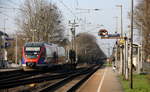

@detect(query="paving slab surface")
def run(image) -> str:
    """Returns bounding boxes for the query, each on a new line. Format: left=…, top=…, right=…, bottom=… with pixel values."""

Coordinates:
left=0, top=68, right=20, bottom=72
left=77, top=67, right=123, bottom=92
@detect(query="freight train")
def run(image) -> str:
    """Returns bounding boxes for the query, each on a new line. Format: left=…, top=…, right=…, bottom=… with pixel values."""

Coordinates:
left=21, top=42, right=75, bottom=70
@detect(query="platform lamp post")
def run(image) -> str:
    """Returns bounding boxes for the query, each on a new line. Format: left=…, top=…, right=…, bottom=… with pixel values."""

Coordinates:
left=116, top=5, right=123, bottom=37
left=130, top=0, right=134, bottom=89
left=140, top=23, right=143, bottom=73
left=116, top=5, right=124, bottom=75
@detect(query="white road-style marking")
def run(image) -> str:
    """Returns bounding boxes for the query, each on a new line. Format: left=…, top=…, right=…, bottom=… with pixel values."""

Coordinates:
left=78, top=69, right=98, bottom=91
left=97, top=68, right=107, bottom=92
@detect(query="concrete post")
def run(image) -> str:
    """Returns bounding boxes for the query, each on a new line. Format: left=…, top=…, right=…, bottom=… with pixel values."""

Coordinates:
left=15, top=34, right=18, bottom=64
left=125, top=37, right=129, bottom=80
left=137, top=46, right=140, bottom=74
left=120, top=47, right=123, bottom=74
left=115, top=44, right=118, bottom=68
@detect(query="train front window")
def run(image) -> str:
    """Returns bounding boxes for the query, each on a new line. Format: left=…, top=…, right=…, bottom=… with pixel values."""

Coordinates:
left=25, top=47, right=40, bottom=59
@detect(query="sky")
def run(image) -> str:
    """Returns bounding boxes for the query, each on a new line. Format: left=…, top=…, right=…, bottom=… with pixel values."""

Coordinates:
left=0, top=0, right=139, bottom=56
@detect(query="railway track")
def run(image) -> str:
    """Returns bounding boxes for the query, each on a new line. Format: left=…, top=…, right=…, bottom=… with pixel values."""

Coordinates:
left=0, top=68, right=73, bottom=85
left=0, top=70, right=23, bottom=79
left=38, top=65, right=100, bottom=92
left=0, top=72, right=45, bottom=83
left=0, top=73, right=70, bottom=89
left=67, top=65, right=100, bottom=92
left=0, top=67, right=85, bottom=90
left=0, top=65, right=101, bottom=92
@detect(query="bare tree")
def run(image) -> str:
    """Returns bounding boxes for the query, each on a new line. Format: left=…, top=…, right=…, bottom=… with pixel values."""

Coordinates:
left=16, top=0, right=65, bottom=43
left=134, top=0, right=150, bottom=62
left=75, top=33, right=106, bottom=63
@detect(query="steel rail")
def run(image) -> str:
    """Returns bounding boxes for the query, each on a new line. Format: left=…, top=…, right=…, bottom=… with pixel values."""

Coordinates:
left=0, top=71, right=75, bottom=89
left=39, top=65, right=96, bottom=92
left=67, top=66, right=100, bottom=92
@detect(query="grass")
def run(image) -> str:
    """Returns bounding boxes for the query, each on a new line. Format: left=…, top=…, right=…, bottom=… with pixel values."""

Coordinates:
left=148, top=74, right=150, bottom=84
left=120, top=74, right=150, bottom=92
left=104, top=63, right=112, bottom=67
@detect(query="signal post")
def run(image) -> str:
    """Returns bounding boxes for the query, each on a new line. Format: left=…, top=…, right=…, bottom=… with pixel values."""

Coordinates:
left=69, top=19, right=79, bottom=65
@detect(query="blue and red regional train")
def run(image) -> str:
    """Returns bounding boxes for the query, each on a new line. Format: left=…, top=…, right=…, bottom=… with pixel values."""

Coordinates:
left=21, top=42, right=68, bottom=70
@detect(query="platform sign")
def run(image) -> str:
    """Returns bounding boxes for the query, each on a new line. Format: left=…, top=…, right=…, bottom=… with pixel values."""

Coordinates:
left=119, top=39, right=125, bottom=44
left=108, top=33, right=120, bottom=37
left=100, top=33, right=123, bottom=39
left=101, top=36, right=124, bottom=39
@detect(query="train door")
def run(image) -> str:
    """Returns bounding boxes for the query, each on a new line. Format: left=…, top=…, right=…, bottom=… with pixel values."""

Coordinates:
left=39, top=47, right=46, bottom=64
left=52, top=46, right=58, bottom=64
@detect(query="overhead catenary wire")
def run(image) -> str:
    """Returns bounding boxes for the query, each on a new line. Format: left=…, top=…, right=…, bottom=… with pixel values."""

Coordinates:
left=57, top=0, right=77, bottom=18
left=0, top=12, right=11, bottom=18
left=0, top=6, right=24, bottom=11
left=0, top=7, right=20, bottom=21
left=7, top=0, right=20, bottom=8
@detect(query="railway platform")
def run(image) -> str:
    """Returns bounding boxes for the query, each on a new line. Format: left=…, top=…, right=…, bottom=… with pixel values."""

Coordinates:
left=77, top=66, right=123, bottom=92
left=0, top=68, right=20, bottom=72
